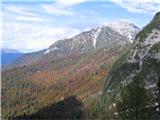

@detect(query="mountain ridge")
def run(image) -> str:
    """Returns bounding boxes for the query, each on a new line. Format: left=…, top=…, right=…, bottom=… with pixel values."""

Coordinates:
left=8, top=22, right=139, bottom=68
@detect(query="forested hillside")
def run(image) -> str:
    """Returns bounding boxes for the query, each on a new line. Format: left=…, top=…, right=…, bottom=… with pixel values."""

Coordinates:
left=2, top=45, right=130, bottom=119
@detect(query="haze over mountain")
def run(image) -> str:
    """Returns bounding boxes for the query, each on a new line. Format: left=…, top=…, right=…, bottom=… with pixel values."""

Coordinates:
left=1, top=48, right=24, bottom=66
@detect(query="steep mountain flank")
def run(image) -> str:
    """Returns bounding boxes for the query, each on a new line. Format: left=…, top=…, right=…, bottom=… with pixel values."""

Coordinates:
left=100, top=12, right=160, bottom=119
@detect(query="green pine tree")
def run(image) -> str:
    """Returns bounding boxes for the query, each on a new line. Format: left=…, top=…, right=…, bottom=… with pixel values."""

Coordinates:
left=155, top=79, right=160, bottom=119
left=116, top=75, right=152, bottom=119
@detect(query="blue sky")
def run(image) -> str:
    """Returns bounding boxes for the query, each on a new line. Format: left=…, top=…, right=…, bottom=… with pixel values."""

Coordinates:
left=1, top=0, right=160, bottom=52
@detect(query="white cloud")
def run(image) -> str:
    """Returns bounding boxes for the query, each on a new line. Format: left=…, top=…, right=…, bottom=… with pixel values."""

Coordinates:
left=2, top=1, right=87, bottom=52
left=56, top=0, right=87, bottom=6
left=4, top=5, right=49, bottom=22
left=2, top=23, right=81, bottom=52
left=110, top=0, right=160, bottom=13
left=4, top=5, right=38, bottom=16
left=16, top=16, right=50, bottom=22
left=41, top=4, right=74, bottom=16
left=41, top=0, right=87, bottom=16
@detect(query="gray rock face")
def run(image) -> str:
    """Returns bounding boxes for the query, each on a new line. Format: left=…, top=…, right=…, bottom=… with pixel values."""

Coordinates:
left=108, top=21, right=140, bottom=42
left=44, top=26, right=130, bottom=56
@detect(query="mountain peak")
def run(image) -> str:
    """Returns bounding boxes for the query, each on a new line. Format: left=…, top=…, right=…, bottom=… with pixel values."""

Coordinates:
left=108, top=21, right=140, bottom=41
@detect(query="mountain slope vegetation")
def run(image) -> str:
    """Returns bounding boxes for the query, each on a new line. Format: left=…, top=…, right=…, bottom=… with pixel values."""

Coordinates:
left=97, top=11, right=160, bottom=120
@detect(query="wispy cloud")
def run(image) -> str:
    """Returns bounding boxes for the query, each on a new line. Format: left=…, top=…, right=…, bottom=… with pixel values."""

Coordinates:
left=41, top=4, right=75, bottom=16
left=2, top=23, right=81, bottom=52
left=4, top=5, right=38, bottom=16
left=3, top=5, right=51, bottom=22
left=110, top=0, right=160, bottom=13
left=16, top=16, right=50, bottom=22
left=54, top=0, right=87, bottom=6
left=41, top=0, right=86, bottom=16
left=2, top=1, right=86, bottom=52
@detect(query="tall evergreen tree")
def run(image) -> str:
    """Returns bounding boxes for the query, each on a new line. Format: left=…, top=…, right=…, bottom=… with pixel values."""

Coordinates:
left=155, top=79, right=160, bottom=119
left=116, top=75, right=152, bottom=119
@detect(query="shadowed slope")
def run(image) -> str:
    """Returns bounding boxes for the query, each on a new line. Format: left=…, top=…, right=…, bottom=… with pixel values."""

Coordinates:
left=13, top=96, right=83, bottom=120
